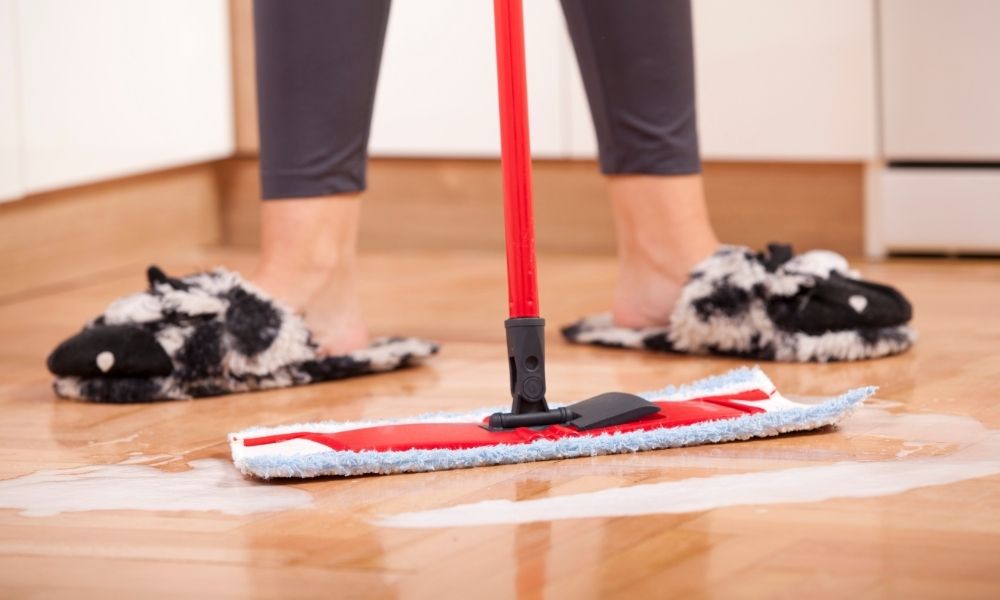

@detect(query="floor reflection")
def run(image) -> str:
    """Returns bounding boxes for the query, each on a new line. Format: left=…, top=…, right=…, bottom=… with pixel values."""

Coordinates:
left=514, top=478, right=553, bottom=598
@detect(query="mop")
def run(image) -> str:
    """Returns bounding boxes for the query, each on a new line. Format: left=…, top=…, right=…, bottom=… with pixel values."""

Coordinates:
left=229, top=0, right=872, bottom=479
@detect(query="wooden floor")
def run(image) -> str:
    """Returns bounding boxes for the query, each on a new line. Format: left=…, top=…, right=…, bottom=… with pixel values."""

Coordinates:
left=1, top=249, right=999, bottom=598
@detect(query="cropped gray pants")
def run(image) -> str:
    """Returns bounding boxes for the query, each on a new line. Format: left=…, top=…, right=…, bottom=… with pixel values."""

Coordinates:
left=254, top=0, right=700, bottom=200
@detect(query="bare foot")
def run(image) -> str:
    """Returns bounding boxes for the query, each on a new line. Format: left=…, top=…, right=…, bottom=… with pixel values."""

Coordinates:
left=611, top=246, right=717, bottom=329
left=301, top=278, right=370, bottom=355
left=252, top=269, right=370, bottom=356
left=608, top=174, right=720, bottom=329
left=612, top=261, right=689, bottom=329
left=251, top=195, right=370, bottom=355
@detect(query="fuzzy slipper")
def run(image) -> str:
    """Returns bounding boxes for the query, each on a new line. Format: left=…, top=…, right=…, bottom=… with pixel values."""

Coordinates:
left=47, top=266, right=438, bottom=402
left=562, top=244, right=915, bottom=362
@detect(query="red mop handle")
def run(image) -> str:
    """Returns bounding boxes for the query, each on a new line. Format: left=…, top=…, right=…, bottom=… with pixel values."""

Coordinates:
left=493, top=0, right=539, bottom=318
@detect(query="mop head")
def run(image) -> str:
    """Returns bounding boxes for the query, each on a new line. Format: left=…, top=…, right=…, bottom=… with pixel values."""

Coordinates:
left=230, top=367, right=873, bottom=479
left=47, top=266, right=437, bottom=402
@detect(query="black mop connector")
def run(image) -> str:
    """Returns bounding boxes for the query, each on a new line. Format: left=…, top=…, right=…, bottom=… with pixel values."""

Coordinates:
left=488, top=317, right=661, bottom=431
left=487, top=317, right=574, bottom=430
left=503, top=317, right=547, bottom=410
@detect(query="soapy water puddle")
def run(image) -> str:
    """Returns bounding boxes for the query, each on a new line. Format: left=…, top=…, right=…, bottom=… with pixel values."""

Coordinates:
left=0, top=457, right=313, bottom=517
left=1, top=400, right=997, bottom=522
left=377, top=403, right=1000, bottom=528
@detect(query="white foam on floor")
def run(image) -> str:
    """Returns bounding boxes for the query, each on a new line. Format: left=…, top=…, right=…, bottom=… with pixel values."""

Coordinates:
left=377, top=406, right=1000, bottom=528
left=0, top=458, right=313, bottom=517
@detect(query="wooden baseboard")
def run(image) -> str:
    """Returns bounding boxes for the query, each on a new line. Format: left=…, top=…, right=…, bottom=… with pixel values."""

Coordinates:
left=220, top=158, right=863, bottom=255
left=702, top=161, right=863, bottom=255
left=0, top=164, right=222, bottom=301
left=0, top=157, right=861, bottom=300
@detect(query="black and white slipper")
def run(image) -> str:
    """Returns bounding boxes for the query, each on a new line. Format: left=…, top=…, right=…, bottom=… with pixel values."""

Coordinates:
left=47, top=266, right=438, bottom=402
left=562, top=244, right=915, bottom=362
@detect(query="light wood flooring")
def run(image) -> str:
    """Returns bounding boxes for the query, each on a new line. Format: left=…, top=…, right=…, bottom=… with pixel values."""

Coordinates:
left=0, top=249, right=998, bottom=598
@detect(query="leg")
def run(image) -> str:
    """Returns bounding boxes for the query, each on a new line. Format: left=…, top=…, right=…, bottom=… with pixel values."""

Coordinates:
left=607, top=175, right=719, bottom=328
left=254, top=197, right=367, bottom=354
left=561, top=0, right=719, bottom=328
left=252, top=0, right=391, bottom=353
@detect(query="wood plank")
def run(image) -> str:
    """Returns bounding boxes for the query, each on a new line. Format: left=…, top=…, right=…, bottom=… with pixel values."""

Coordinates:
left=1, top=249, right=997, bottom=598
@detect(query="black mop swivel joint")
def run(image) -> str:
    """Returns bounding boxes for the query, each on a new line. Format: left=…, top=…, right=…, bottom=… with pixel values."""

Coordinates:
left=488, top=318, right=660, bottom=432
left=488, top=317, right=562, bottom=429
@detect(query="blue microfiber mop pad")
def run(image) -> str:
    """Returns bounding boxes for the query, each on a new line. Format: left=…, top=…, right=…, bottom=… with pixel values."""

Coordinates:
left=230, top=367, right=873, bottom=479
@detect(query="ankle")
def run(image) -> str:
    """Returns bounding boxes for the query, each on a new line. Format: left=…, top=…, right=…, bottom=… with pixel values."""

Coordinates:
left=303, top=306, right=370, bottom=354
left=609, top=176, right=718, bottom=272
left=255, top=194, right=362, bottom=294
left=618, top=236, right=717, bottom=281
left=252, top=267, right=326, bottom=311
left=251, top=264, right=370, bottom=354
left=249, top=195, right=369, bottom=353
left=607, top=174, right=720, bottom=328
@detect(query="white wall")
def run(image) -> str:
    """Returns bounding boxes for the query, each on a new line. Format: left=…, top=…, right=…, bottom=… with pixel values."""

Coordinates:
left=371, top=0, right=877, bottom=162
left=14, top=0, right=234, bottom=195
left=0, top=0, right=21, bottom=202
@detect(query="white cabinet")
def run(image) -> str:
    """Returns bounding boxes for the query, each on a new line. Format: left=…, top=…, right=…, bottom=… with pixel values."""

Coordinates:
left=0, top=0, right=20, bottom=202
left=372, top=0, right=877, bottom=162
left=690, top=0, right=876, bottom=161
left=16, top=0, right=234, bottom=193
left=873, top=0, right=1000, bottom=255
left=880, top=169, right=1000, bottom=253
left=369, top=0, right=566, bottom=157
left=880, top=0, right=1000, bottom=161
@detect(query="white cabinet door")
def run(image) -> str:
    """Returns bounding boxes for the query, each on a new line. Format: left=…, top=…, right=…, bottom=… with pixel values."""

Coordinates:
left=0, top=0, right=21, bottom=202
left=17, top=0, right=234, bottom=193
left=369, top=0, right=566, bottom=158
left=880, top=0, right=1000, bottom=161
left=693, top=0, right=876, bottom=161
left=374, top=0, right=877, bottom=161
left=565, top=0, right=879, bottom=161
left=881, top=169, right=1000, bottom=252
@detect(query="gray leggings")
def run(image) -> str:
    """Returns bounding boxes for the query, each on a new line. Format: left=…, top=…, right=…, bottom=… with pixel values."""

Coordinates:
left=254, top=0, right=700, bottom=200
